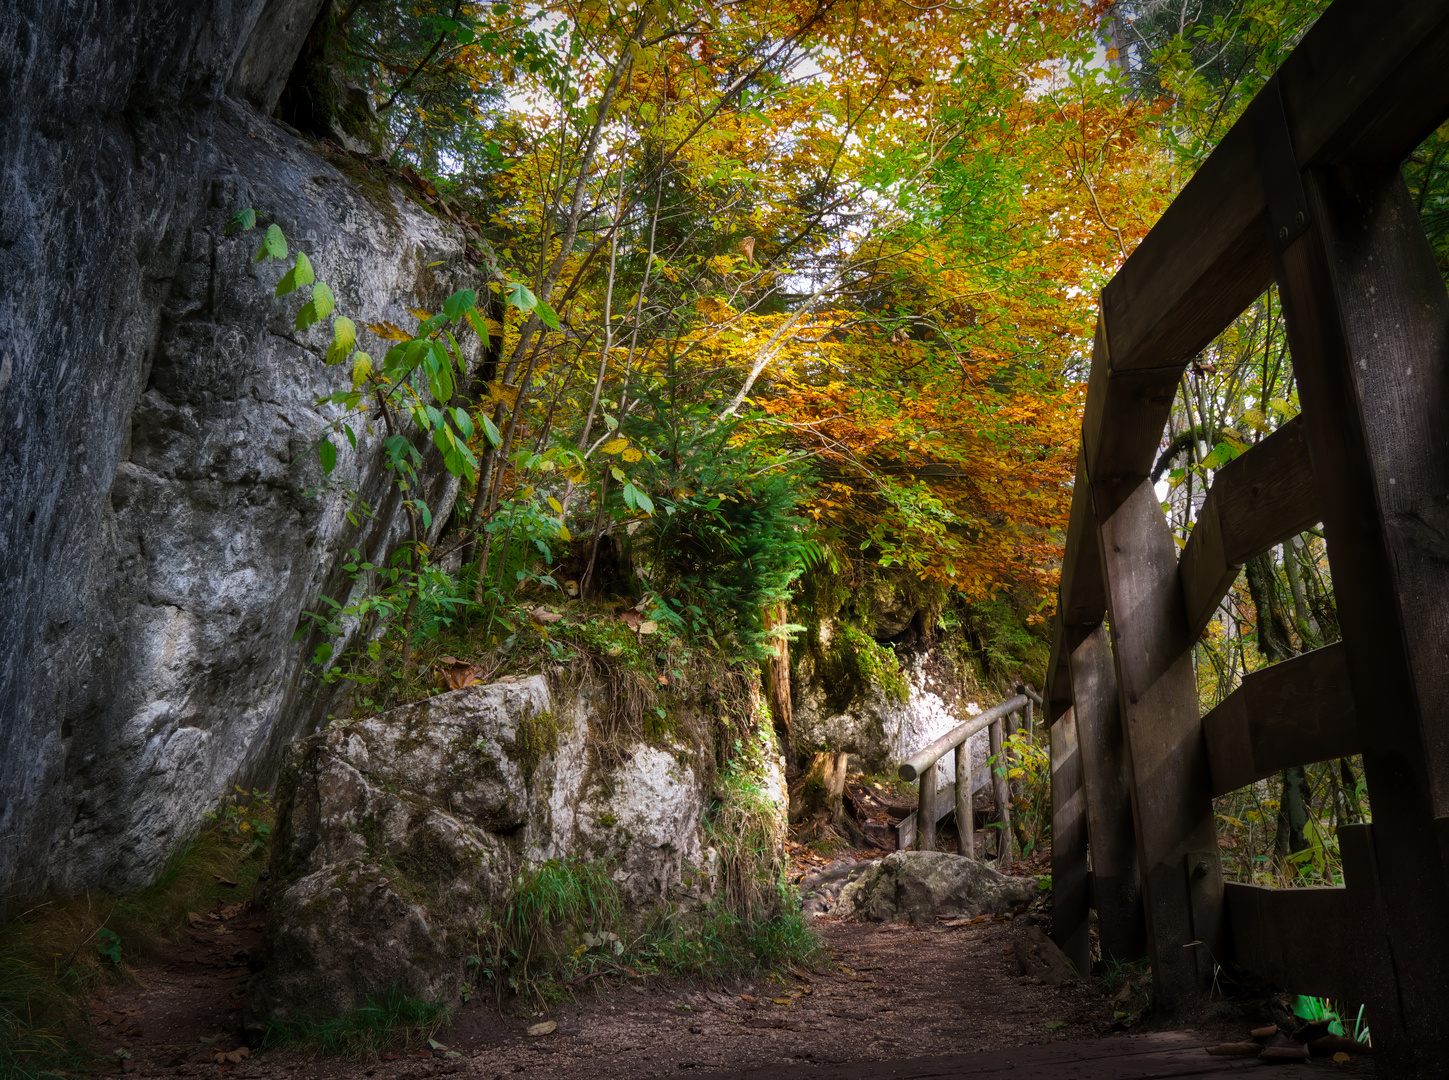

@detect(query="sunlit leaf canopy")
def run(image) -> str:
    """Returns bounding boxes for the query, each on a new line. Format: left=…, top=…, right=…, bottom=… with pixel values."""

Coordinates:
left=315, top=0, right=1345, bottom=613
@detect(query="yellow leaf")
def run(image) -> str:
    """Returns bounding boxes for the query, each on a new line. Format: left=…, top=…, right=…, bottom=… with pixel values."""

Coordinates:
left=366, top=320, right=412, bottom=341
left=621, top=447, right=643, bottom=463
left=547, top=496, right=563, bottom=513
left=487, top=381, right=520, bottom=408
left=559, top=524, right=572, bottom=541
left=602, top=438, right=628, bottom=455
left=351, top=351, right=373, bottom=389
left=409, top=307, right=433, bottom=321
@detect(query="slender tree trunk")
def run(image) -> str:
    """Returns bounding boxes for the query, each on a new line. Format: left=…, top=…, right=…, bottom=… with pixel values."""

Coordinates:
left=765, top=602, right=794, bottom=764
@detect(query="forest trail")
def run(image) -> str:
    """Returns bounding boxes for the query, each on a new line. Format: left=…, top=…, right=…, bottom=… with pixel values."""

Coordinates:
left=77, top=856, right=1337, bottom=1080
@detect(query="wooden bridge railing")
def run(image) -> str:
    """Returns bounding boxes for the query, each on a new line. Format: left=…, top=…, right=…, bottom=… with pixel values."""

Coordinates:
left=1046, top=0, right=1449, bottom=1073
left=896, top=686, right=1039, bottom=865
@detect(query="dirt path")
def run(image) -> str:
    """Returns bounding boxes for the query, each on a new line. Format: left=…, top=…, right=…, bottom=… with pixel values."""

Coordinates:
left=87, top=903, right=1354, bottom=1080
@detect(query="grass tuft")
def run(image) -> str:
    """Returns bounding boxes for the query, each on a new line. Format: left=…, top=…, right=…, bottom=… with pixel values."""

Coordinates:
left=260, top=986, right=452, bottom=1058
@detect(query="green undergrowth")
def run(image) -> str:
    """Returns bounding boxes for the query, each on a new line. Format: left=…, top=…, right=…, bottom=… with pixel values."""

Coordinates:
left=0, top=793, right=274, bottom=1080
left=475, top=858, right=818, bottom=1008
left=260, top=986, right=452, bottom=1058
left=476, top=722, right=815, bottom=1006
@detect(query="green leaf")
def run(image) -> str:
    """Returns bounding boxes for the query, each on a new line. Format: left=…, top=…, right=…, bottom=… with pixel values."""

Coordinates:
left=505, top=280, right=538, bottom=312
left=296, top=281, right=335, bottom=330
left=225, top=208, right=257, bottom=237
left=326, top=316, right=356, bottom=365
left=426, top=340, right=454, bottom=402
left=610, top=465, right=626, bottom=483
left=275, top=251, right=315, bottom=296
left=443, top=289, right=477, bottom=321
left=313, top=641, right=334, bottom=665
left=481, top=413, right=502, bottom=448
left=622, top=483, right=637, bottom=511
left=416, top=312, right=448, bottom=338
left=633, top=487, right=655, bottom=514
left=254, top=223, right=287, bottom=264
left=319, top=438, right=338, bottom=474
left=533, top=298, right=561, bottom=331
left=451, top=407, right=474, bottom=438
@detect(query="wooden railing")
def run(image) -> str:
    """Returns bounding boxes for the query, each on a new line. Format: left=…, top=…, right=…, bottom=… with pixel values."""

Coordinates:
left=1045, top=1, right=1449, bottom=1073
left=896, top=686, right=1039, bottom=866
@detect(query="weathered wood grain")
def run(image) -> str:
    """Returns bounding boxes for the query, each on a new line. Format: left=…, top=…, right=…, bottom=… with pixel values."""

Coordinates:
left=1050, top=709, right=1090, bottom=977
left=1276, top=164, right=1449, bottom=1073
left=1101, top=0, right=1449, bottom=382
left=989, top=719, right=1012, bottom=870
left=1068, top=623, right=1145, bottom=964
left=1079, top=316, right=1183, bottom=518
left=1201, top=643, right=1359, bottom=797
left=954, top=741, right=973, bottom=858
left=1095, top=478, right=1222, bottom=1013
left=1178, top=416, right=1319, bottom=640
left=1224, top=883, right=1364, bottom=1003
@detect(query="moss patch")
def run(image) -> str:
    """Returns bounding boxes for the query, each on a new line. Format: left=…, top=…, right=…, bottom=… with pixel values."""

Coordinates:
left=506, top=708, right=563, bottom=785
left=817, top=622, right=909, bottom=708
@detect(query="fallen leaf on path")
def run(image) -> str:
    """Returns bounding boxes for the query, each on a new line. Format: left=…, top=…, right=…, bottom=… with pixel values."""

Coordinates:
left=529, top=607, right=563, bottom=625
left=212, top=876, right=238, bottom=888
left=739, top=994, right=756, bottom=1003
left=1333, top=1052, right=1351, bottom=1062
left=527, top=1020, right=557, bottom=1036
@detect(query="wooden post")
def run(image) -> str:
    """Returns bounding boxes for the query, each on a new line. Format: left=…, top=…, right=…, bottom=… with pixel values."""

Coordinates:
left=1068, top=622, right=1145, bottom=964
left=954, top=740, right=973, bottom=857
left=1016, top=683, right=1036, bottom=741
left=1095, top=477, right=1222, bottom=1014
left=1273, top=164, right=1449, bottom=1073
left=989, top=718, right=1012, bottom=869
left=917, top=762, right=937, bottom=852
left=1050, top=708, right=1090, bottom=976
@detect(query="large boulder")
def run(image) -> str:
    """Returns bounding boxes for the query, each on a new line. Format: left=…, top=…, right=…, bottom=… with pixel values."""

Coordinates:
left=833, top=851, right=1038, bottom=924
left=1, top=0, right=480, bottom=896
left=246, top=675, right=732, bottom=1027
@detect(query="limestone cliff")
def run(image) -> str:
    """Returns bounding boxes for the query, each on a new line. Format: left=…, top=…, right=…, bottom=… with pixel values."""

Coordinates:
left=0, top=0, right=472, bottom=895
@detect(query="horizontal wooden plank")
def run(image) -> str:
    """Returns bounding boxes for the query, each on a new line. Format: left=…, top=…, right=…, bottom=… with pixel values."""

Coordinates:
left=1214, top=416, right=1319, bottom=563
left=1103, top=0, right=1449, bottom=379
left=1202, top=643, right=1359, bottom=797
left=1224, top=882, right=1365, bottom=1002
left=1179, top=416, right=1319, bottom=639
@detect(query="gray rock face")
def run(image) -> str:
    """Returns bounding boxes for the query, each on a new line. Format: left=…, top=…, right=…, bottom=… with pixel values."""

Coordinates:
left=0, top=1, right=474, bottom=895
left=248, top=675, right=723, bottom=1025
left=833, top=851, right=1038, bottom=923
left=793, top=628, right=993, bottom=790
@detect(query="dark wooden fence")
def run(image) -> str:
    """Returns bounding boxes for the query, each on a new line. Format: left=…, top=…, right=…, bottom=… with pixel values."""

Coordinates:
left=1045, top=1, right=1449, bottom=1073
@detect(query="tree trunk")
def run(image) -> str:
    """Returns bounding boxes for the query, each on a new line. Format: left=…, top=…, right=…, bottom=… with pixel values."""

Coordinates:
left=764, top=603, right=795, bottom=765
